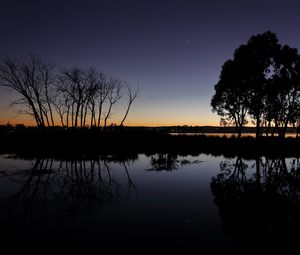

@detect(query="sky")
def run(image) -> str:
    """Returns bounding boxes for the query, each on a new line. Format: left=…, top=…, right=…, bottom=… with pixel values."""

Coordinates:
left=0, top=0, right=300, bottom=126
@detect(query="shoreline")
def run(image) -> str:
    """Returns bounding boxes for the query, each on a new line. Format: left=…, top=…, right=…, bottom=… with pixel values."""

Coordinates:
left=1, top=130, right=300, bottom=159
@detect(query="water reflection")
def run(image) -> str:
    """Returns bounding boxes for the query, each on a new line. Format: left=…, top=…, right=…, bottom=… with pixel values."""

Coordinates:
left=0, top=152, right=205, bottom=225
left=0, top=153, right=202, bottom=224
left=148, top=153, right=201, bottom=171
left=169, top=132, right=298, bottom=138
left=2, top=152, right=300, bottom=253
left=0, top=157, right=137, bottom=224
left=211, top=156, right=300, bottom=254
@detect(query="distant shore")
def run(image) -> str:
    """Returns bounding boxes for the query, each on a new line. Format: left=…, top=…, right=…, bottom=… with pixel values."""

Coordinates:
left=1, top=124, right=298, bottom=134
left=1, top=128, right=300, bottom=159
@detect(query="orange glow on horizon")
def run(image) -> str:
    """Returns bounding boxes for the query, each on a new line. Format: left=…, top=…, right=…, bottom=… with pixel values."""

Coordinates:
left=0, top=108, right=221, bottom=127
left=0, top=118, right=220, bottom=127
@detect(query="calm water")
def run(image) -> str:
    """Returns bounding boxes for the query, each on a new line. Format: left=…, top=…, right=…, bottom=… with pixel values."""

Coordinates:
left=169, top=132, right=298, bottom=138
left=0, top=153, right=299, bottom=254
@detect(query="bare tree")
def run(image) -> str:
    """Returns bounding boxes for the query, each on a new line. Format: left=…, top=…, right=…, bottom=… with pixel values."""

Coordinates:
left=38, top=58, right=56, bottom=127
left=0, top=55, right=140, bottom=129
left=96, top=74, right=109, bottom=128
left=103, top=78, right=122, bottom=128
left=58, top=68, right=88, bottom=128
left=119, top=82, right=139, bottom=126
left=83, top=68, right=99, bottom=127
left=0, top=55, right=56, bottom=128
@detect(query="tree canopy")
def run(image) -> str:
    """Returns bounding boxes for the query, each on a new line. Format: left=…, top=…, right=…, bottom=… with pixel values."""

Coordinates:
left=211, top=31, right=300, bottom=138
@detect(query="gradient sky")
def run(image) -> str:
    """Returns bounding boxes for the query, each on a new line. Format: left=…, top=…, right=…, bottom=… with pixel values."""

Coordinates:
left=1, top=0, right=300, bottom=126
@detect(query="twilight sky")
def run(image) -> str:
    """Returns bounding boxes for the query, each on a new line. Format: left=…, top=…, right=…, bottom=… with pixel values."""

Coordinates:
left=1, top=0, right=300, bottom=126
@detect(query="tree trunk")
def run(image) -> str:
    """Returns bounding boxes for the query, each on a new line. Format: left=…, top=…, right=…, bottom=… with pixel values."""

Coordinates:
left=27, top=97, right=43, bottom=128
left=97, top=103, right=103, bottom=128
left=83, top=103, right=89, bottom=127
left=48, top=101, right=55, bottom=127
left=80, top=103, right=85, bottom=128
left=75, top=102, right=80, bottom=128
left=90, top=102, right=95, bottom=127
left=43, top=110, right=51, bottom=127
left=45, top=86, right=55, bottom=127
left=104, top=103, right=113, bottom=128
left=120, top=102, right=132, bottom=126
left=71, top=103, right=74, bottom=128
left=59, top=112, right=65, bottom=128
left=66, top=106, right=69, bottom=128
left=255, top=114, right=260, bottom=139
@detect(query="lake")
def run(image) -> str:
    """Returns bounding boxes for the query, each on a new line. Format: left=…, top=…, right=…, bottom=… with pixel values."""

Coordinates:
left=169, top=132, right=298, bottom=138
left=0, top=153, right=299, bottom=254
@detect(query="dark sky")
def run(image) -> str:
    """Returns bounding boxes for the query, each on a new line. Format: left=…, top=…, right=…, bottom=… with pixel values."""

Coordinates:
left=1, top=0, right=300, bottom=125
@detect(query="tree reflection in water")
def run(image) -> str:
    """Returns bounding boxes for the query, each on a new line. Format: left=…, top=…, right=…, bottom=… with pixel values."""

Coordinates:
left=0, top=157, right=137, bottom=224
left=211, top=156, right=300, bottom=254
left=148, top=153, right=201, bottom=171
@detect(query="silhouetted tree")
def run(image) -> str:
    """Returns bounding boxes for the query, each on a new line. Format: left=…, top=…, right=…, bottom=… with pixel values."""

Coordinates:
left=0, top=55, right=56, bottom=128
left=103, top=78, right=122, bottom=128
left=0, top=55, right=138, bottom=129
left=267, top=45, right=300, bottom=138
left=58, top=67, right=89, bottom=128
left=211, top=59, right=249, bottom=138
left=241, top=32, right=281, bottom=138
left=95, top=73, right=109, bottom=128
left=211, top=31, right=300, bottom=138
left=119, top=82, right=139, bottom=126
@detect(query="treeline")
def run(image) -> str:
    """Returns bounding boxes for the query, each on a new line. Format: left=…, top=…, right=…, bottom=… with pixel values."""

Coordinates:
left=0, top=55, right=139, bottom=128
left=211, top=31, right=300, bottom=138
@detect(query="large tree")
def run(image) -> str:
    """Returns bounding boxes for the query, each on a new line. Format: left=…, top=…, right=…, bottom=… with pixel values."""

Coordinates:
left=211, top=59, right=249, bottom=138
left=0, top=55, right=55, bottom=128
left=239, top=32, right=281, bottom=138
left=268, top=45, right=300, bottom=138
left=211, top=31, right=300, bottom=138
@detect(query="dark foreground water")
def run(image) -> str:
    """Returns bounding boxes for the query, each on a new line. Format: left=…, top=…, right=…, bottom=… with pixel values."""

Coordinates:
left=0, top=153, right=299, bottom=254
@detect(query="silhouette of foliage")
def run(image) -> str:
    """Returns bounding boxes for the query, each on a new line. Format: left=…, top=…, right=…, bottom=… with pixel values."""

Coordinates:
left=211, top=31, right=300, bottom=138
